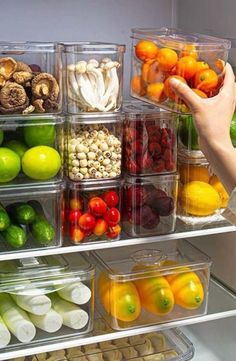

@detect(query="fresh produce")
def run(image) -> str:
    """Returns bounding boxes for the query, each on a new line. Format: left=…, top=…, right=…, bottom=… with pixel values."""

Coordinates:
left=0, top=129, right=3, bottom=145
left=6, top=202, right=36, bottom=225
left=4, top=140, right=28, bottom=159
left=2, top=224, right=27, bottom=248
left=209, top=175, right=229, bottom=208
left=0, top=203, right=10, bottom=231
left=98, top=272, right=141, bottom=322
left=22, top=145, right=61, bottom=180
left=29, top=215, right=55, bottom=245
left=29, top=309, right=63, bottom=333
left=67, top=123, right=122, bottom=181
left=0, top=315, right=11, bottom=348
left=230, top=113, right=236, bottom=146
left=179, top=164, right=210, bottom=184
left=0, top=147, right=21, bottom=182
left=23, top=120, right=56, bottom=147
left=11, top=292, right=51, bottom=316
left=178, top=115, right=199, bottom=150
left=57, top=282, right=92, bottom=305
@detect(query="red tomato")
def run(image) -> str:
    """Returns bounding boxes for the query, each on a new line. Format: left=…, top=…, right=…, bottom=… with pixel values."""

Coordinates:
left=88, top=197, right=107, bottom=217
left=68, top=209, right=82, bottom=224
left=79, top=213, right=96, bottom=231
left=106, top=224, right=121, bottom=239
left=104, top=208, right=121, bottom=226
left=103, top=191, right=119, bottom=208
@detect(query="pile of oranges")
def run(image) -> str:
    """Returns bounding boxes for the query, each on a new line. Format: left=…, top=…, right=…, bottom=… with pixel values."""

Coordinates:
left=131, top=39, right=223, bottom=111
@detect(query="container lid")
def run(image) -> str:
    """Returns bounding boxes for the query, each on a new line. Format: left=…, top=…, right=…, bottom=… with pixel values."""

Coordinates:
left=0, top=114, right=64, bottom=125
left=131, top=27, right=231, bottom=51
left=91, top=239, right=211, bottom=281
left=0, top=253, right=94, bottom=294
left=0, top=41, right=61, bottom=53
left=123, top=100, right=177, bottom=120
left=66, top=112, right=123, bottom=123
left=67, top=178, right=122, bottom=191
left=62, top=42, right=125, bottom=54
left=125, top=173, right=179, bottom=185
left=178, top=148, right=208, bottom=165
left=0, top=180, right=65, bottom=198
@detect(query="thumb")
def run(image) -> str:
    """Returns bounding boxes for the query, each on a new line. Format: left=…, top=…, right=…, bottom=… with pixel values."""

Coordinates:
left=169, top=78, right=200, bottom=110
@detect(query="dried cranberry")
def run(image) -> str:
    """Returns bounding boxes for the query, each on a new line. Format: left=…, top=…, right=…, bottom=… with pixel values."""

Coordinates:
left=148, top=142, right=161, bottom=155
left=163, top=148, right=172, bottom=161
left=153, top=159, right=165, bottom=173
left=165, top=160, right=175, bottom=171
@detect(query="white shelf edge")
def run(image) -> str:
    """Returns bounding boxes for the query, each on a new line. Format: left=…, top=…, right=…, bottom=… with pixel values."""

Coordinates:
left=0, top=225, right=235, bottom=261
left=1, top=278, right=235, bottom=361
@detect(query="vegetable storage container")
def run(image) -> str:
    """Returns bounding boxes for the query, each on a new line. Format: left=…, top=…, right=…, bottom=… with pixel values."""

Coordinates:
left=0, top=42, right=62, bottom=115
left=0, top=115, right=64, bottom=186
left=0, top=182, right=64, bottom=255
left=130, top=27, right=231, bottom=113
left=32, top=328, right=194, bottom=361
left=123, top=101, right=177, bottom=175
left=63, top=42, right=125, bottom=113
left=123, top=174, right=179, bottom=237
left=91, top=239, right=211, bottom=330
left=177, top=149, right=228, bottom=227
left=0, top=253, right=94, bottom=350
left=65, top=114, right=122, bottom=181
left=66, top=179, right=122, bottom=244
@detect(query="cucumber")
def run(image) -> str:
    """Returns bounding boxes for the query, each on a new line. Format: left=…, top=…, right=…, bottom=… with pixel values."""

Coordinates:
left=0, top=204, right=10, bottom=231
left=30, top=215, right=55, bottom=245
left=2, top=224, right=27, bottom=248
left=6, top=202, right=36, bottom=225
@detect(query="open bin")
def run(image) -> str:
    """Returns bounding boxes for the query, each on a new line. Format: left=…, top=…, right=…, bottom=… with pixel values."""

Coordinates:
left=91, top=239, right=211, bottom=330
left=130, top=27, right=230, bottom=113
left=0, top=42, right=62, bottom=115
left=0, top=253, right=94, bottom=350
left=0, top=182, right=64, bottom=254
left=0, top=115, right=64, bottom=186
left=63, top=42, right=125, bottom=113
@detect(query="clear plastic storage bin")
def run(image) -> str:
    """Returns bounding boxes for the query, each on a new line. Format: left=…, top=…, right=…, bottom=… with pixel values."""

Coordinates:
left=0, top=115, right=64, bottom=186
left=65, top=114, right=122, bottom=181
left=123, top=174, right=178, bottom=237
left=0, top=42, right=62, bottom=115
left=131, top=28, right=231, bottom=113
left=63, top=42, right=125, bottom=113
left=91, top=239, right=211, bottom=330
left=0, top=253, right=94, bottom=351
left=123, top=101, right=177, bottom=175
left=177, top=149, right=228, bottom=227
left=0, top=182, right=64, bottom=254
left=66, top=180, right=122, bottom=244
left=32, top=328, right=194, bottom=361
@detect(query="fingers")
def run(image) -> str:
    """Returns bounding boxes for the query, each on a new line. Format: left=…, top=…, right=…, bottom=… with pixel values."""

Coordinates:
left=169, top=78, right=200, bottom=110
left=219, top=63, right=235, bottom=96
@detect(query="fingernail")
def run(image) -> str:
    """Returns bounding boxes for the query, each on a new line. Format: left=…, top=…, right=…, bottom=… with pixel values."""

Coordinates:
left=169, top=78, right=180, bottom=87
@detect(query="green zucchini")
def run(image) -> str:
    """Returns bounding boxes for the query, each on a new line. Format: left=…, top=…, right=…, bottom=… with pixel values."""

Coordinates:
left=0, top=204, right=10, bottom=231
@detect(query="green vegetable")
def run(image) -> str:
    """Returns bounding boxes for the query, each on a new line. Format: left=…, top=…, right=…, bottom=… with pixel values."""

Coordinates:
left=30, top=215, right=55, bottom=245
left=7, top=202, right=36, bottom=225
left=0, top=204, right=10, bottom=231
left=178, top=115, right=199, bottom=150
left=2, top=224, right=27, bottom=248
left=230, top=113, right=236, bottom=147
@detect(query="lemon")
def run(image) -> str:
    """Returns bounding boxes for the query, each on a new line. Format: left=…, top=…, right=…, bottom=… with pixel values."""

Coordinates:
left=209, top=175, right=229, bottom=208
left=179, top=181, right=221, bottom=216
left=179, top=164, right=210, bottom=184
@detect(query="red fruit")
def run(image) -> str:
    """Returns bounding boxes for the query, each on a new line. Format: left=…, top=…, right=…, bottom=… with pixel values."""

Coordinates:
left=126, top=128, right=140, bottom=142
left=148, top=142, right=161, bottom=155
left=79, top=213, right=96, bottom=231
left=70, top=226, right=85, bottom=243
left=141, top=153, right=153, bottom=170
left=153, top=159, right=165, bottom=173
left=126, top=185, right=147, bottom=208
left=165, top=160, right=175, bottom=171
left=127, top=159, right=140, bottom=174
left=93, top=219, right=108, bottom=236
left=106, top=224, right=121, bottom=239
left=103, top=190, right=119, bottom=208
left=69, top=197, right=83, bottom=210
left=152, top=196, right=174, bottom=216
left=149, top=133, right=161, bottom=143
left=145, top=188, right=168, bottom=207
left=132, top=205, right=160, bottom=229
left=104, top=208, right=121, bottom=226
left=171, top=133, right=176, bottom=147
left=163, top=148, right=172, bottom=161
left=68, top=209, right=82, bottom=224
left=146, top=124, right=157, bottom=134
left=88, top=197, right=107, bottom=217
left=131, top=139, right=145, bottom=154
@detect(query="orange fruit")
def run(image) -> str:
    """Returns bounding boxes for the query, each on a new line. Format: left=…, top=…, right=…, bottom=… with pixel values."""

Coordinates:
left=142, top=60, right=166, bottom=84
left=215, top=59, right=225, bottom=72
left=131, top=75, right=145, bottom=96
left=135, top=40, right=158, bottom=62
left=180, top=44, right=198, bottom=60
left=179, top=164, right=210, bottom=184
left=147, top=82, right=166, bottom=103
left=192, top=89, right=208, bottom=98
left=141, top=59, right=156, bottom=82
left=196, top=61, right=209, bottom=73
left=194, top=69, right=218, bottom=92
left=164, top=75, right=187, bottom=101
left=209, top=175, right=229, bottom=208
left=176, top=56, right=197, bottom=80
left=157, top=48, right=178, bottom=71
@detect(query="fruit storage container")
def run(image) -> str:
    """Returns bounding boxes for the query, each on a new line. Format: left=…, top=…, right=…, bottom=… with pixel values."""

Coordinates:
left=0, top=253, right=94, bottom=350
left=32, top=328, right=194, bottom=361
left=177, top=148, right=228, bottom=227
left=66, top=179, right=122, bottom=244
left=65, top=114, right=122, bottom=181
left=0, top=42, right=62, bottom=115
left=123, top=101, right=177, bottom=175
left=130, top=27, right=231, bottom=114
left=123, top=174, right=179, bottom=237
left=0, top=115, right=64, bottom=186
left=0, top=182, right=64, bottom=254
left=63, top=42, right=125, bottom=113
left=90, top=239, right=211, bottom=330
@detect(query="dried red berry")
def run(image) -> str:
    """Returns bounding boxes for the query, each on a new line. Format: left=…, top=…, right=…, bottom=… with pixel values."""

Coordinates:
left=163, top=148, right=172, bottom=161
left=148, top=142, right=161, bottom=155
left=153, top=159, right=165, bottom=173
left=165, top=160, right=175, bottom=171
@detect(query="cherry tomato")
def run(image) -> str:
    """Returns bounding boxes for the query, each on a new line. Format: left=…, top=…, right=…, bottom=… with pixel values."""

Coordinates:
left=103, top=190, right=119, bottom=208
left=68, top=209, right=82, bottom=224
left=88, top=197, right=107, bottom=217
left=104, top=208, right=121, bottom=226
left=79, top=213, right=96, bottom=231
left=69, top=226, right=85, bottom=243
left=106, top=224, right=121, bottom=239
left=69, top=197, right=84, bottom=210
left=94, top=218, right=108, bottom=236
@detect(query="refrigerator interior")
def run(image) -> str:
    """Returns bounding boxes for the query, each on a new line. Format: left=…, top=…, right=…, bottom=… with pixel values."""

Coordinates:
left=0, top=0, right=235, bottom=359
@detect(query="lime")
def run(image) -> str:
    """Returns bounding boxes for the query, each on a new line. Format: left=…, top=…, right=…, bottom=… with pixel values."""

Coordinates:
left=0, top=129, right=3, bottom=145
left=4, top=140, right=28, bottom=159
left=23, top=120, right=56, bottom=147
left=178, top=115, right=199, bottom=150
left=22, top=146, right=61, bottom=180
left=0, top=148, right=21, bottom=183
left=230, top=113, right=236, bottom=146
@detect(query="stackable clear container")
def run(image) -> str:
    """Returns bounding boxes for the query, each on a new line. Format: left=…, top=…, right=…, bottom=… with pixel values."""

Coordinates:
left=177, top=149, right=228, bottom=227
left=123, top=174, right=179, bottom=237
left=32, top=328, right=194, bottom=361
left=63, top=42, right=125, bottom=113
left=0, top=253, right=94, bottom=351
left=0, top=182, right=64, bottom=254
left=123, top=101, right=177, bottom=175
left=131, top=28, right=231, bottom=113
left=91, top=239, right=211, bottom=330
left=0, top=42, right=62, bottom=115
left=0, top=115, right=64, bottom=186
left=65, top=114, right=122, bottom=181
left=66, top=180, right=122, bottom=244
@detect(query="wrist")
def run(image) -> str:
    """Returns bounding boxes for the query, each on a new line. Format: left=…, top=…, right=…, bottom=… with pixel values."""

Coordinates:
left=199, top=135, right=234, bottom=155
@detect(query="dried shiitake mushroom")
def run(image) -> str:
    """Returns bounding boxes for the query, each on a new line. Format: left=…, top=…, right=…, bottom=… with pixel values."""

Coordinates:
left=0, top=75, right=6, bottom=87
left=0, top=57, right=17, bottom=79
left=0, top=81, right=29, bottom=113
left=32, top=73, right=59, bottom=101
left=16, top=61, right=32, bottom=73
left=33, top=98, right=45, bottom=113
left=13, top=71, right=34, bottom=85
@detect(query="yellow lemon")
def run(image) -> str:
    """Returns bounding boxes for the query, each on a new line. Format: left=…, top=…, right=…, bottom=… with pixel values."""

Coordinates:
left=179, top=164, right=210, bottom=184
left=209, top=175, right=229, bottom=208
